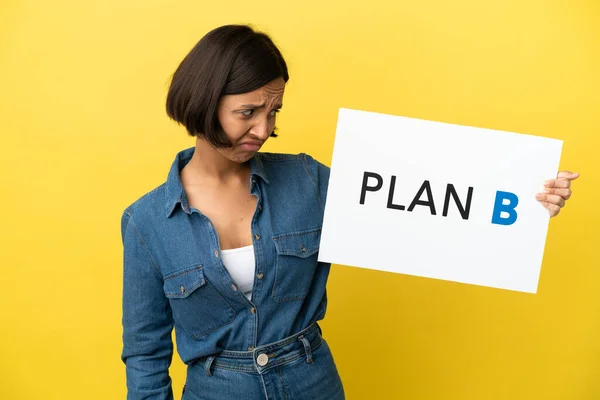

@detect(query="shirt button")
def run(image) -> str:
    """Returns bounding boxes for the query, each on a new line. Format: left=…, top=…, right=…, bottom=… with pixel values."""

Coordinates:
left=254, top=233, right=261, bottom=240
left=256, top=353, right=269, bottom=366
left=231, top=284, right=238, bottom=291
left=258, top=204, right=262, bottom=211
left=252, top=178, right=257, bottom=184
left=214, top=250, right=219, bottom=258
left=250, top=307, right=255, bottom=314
left=248, top=346, right=254, bottom=351
left=257, top=273, right=264, bottom=279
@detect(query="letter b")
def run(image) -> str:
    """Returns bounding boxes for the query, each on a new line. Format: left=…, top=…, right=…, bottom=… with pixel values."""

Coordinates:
left=491, top=191, right=519, bottom=225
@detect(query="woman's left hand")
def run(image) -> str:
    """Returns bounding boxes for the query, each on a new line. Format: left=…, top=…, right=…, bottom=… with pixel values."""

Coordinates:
left=535, top=170, right=580, bottom=217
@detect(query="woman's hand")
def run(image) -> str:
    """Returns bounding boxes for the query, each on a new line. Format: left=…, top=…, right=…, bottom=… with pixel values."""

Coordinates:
left=535, top=171, right=580, bottom=217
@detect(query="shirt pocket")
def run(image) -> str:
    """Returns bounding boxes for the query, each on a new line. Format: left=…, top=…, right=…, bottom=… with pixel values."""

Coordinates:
left=271, top=227, right=321, bottom=303
left=163, top=265, right=236, bottom=339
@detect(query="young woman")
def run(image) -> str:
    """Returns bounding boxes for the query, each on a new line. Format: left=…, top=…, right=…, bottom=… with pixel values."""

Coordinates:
left=120, top=25, right=579, bottom=400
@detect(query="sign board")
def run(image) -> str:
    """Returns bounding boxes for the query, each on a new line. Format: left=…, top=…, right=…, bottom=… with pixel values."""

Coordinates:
left=318, top=108, right=563, bottom=293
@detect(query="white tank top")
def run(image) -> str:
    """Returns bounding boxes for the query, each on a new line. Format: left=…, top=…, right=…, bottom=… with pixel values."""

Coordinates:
left=220, top=244, right=255, bottom=301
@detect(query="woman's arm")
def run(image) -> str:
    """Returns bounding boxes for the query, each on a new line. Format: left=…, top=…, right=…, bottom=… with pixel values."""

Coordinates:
left=121, top=211, right=175, bottom=400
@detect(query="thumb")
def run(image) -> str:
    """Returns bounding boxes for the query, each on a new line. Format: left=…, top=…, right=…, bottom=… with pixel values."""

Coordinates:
left=557, top=171, right=580, bottom=180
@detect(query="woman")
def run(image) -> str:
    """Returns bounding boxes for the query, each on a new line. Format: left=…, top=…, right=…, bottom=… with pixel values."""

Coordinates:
left=120, top=25, right=579, bottom=400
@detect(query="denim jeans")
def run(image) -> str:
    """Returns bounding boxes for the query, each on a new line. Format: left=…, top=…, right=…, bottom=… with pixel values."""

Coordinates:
left=182, top=322, right=345, bottom=400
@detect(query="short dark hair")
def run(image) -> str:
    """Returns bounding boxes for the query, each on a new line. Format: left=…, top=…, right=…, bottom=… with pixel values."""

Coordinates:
left=166, top=25, right=289, bottom=147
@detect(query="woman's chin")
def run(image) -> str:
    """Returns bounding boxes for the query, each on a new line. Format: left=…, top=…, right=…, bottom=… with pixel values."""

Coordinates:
left=229, top=152, right=255, bottom=164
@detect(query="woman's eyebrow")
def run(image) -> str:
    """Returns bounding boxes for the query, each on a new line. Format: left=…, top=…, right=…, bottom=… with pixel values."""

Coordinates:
left=240, top=102, right=265, bottom=109
left=239, top=102, right=283, bottom=109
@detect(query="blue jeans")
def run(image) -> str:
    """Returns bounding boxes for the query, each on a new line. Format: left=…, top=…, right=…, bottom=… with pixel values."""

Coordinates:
left=182, top=322, right=345, bottom=400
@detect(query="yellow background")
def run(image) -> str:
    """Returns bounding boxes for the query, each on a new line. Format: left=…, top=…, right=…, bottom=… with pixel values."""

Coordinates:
left=1, top=0, right=598, bottom=399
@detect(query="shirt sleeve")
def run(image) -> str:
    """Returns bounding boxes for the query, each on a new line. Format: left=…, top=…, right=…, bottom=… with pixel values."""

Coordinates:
left=308, top=156, right=332, bottom=314
left=317, top=160, right=331, bottom=209
left=304, top=154, right=331, bottom=212
left=121, top=210, right=175, bottom=400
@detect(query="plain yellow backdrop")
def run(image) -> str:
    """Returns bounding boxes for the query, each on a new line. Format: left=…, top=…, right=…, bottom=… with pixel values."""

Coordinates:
left=1, top=0, right=598, bottom=399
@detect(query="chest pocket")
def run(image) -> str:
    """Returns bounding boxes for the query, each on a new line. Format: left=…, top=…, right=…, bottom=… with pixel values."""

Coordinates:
left=271, top=227, right=321, bottom=303
left=163, top=266, right=236, bottom=339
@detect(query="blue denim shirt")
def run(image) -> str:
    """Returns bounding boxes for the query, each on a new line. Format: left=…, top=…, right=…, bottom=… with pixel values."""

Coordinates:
left=120, top=146, right=331, bottom=399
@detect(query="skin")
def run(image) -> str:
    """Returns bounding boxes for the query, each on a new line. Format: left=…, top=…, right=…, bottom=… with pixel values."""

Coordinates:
left=536, top=171, right=580, bottom=217
left=180, top=75, right=578, bottom=250
left=180, top=77, right=285, bottom=250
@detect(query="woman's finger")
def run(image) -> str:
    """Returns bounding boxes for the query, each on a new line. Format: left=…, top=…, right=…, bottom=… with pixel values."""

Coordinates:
left=544, top=179, right=571, bottom=189
left=540, top=201, right=562, bottom=217
left=536, top=193, right=565, bottom=208
left=542, top=187, right=571, bottom=200
left=557, top=171, right=580, bottom=180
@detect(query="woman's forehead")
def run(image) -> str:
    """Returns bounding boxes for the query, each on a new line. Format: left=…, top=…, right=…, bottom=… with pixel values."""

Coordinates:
left=231, top=80, right=285, bottom=104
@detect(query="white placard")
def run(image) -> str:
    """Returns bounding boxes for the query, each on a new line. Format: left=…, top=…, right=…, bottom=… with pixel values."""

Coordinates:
left=319, top=108, right=563, bottom=293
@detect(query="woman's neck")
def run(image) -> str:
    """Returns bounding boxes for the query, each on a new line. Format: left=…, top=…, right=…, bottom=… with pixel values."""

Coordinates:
left=183, top=138, right=250, bottom=186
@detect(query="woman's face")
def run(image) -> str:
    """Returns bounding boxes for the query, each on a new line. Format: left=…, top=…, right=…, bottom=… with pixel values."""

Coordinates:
left=215, top=77, right=286, bottom=163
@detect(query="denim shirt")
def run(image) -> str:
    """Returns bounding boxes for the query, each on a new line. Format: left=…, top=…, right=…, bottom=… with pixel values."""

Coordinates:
left=120, top=146, right=331, bottom=399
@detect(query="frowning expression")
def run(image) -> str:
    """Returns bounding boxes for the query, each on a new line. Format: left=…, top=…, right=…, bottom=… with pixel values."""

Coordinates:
left=216, top=77, right=285, bottom=163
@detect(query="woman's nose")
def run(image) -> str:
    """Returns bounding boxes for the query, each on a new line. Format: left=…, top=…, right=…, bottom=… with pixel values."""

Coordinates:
left=250, top=118, right=271, bottom=140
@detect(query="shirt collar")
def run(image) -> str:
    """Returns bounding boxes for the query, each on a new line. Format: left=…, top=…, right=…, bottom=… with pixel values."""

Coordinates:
left=165, top=146, right=270, bottom=218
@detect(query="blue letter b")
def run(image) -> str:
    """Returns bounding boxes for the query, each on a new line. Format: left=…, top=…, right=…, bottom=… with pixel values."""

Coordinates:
left=492, top=191, right=519, bottom=225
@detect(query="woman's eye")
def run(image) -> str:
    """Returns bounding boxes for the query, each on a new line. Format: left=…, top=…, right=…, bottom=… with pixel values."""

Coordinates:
left=241, top=109, right=253, bottom=117
left=269, top=109, right=280, bottom=117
